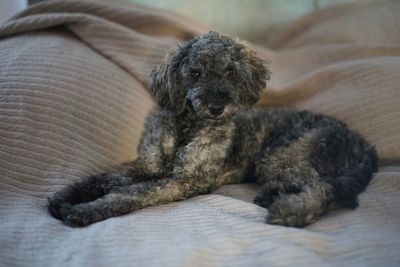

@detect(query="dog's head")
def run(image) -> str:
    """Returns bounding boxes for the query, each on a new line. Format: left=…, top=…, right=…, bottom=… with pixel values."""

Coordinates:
left=150, top=31, right=270, bottom=123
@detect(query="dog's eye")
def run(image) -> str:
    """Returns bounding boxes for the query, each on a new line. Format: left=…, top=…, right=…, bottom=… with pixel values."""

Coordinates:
left=191, top=70, right=200, bottom=79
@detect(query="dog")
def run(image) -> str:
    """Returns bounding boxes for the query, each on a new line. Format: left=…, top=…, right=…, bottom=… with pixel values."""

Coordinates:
left=48, top=31, right=378, bottom=227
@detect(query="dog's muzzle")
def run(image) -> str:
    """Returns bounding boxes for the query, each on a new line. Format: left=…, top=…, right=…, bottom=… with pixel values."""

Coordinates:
left=187, top=87, right=237, bottom=123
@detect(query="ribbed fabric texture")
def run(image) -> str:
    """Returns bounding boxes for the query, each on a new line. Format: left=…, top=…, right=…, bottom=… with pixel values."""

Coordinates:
left=0, top=1, right=399, bottom=266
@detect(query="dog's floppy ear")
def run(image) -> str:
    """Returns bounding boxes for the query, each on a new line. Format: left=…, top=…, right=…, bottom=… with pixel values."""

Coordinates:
left=150, top=49, right=183, bottom=110
left=241, top=47, right=270, bottom=105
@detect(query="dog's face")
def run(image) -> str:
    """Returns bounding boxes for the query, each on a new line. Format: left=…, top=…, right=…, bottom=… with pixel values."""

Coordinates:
left=150, top=31, right=270, bottom=123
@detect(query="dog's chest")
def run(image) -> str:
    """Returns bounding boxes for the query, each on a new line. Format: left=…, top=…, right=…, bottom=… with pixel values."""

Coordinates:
left=175, top=122, right=234, bottom=155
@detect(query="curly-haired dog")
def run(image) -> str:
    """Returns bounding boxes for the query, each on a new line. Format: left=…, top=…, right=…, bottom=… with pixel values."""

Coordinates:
left=48, top=31, right=378, bottom=227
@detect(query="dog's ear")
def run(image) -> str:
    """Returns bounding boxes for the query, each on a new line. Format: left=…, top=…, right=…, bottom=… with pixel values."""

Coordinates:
left=241, top=48, right=270, bottom=105
left=150, top=49, right=184, bottom=111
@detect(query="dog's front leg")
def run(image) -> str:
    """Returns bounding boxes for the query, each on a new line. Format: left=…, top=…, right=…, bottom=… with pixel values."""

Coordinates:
left=60, top=124, right=234, bottom=226
left=48, top=111, right=178, bottom=220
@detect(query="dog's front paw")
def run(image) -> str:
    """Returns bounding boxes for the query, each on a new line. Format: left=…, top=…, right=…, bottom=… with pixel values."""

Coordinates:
left=58, top=203, right=93, bottom=227
left=48, top=197, right=95, bottom=227
left=48, top=196, right=64, bottom=219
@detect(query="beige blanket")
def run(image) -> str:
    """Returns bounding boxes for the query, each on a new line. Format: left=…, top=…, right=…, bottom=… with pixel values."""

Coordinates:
left=0, top=1, right=399, bottom=266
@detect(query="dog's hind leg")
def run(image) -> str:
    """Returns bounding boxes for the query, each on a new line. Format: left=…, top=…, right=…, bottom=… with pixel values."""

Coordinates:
left=253, top=129, right=335, bottom=227
left=254, top=167, right=334, bottom=227
left=265, top=181, right=334, bottom=227
left=254, top=126, right=377, bottom=227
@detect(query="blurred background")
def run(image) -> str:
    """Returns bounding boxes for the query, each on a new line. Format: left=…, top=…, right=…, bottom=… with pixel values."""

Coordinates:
left=119, top=0, right=365, bottom=44
left=4, top=0, right=367, bottom=44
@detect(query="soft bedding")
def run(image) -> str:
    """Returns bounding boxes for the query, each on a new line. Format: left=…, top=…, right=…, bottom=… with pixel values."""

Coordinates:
left=0, top=1, right=399, bottom=266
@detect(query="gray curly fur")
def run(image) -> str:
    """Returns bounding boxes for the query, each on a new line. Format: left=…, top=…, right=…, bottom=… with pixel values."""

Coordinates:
left=48, top=31, right=378, bottom=227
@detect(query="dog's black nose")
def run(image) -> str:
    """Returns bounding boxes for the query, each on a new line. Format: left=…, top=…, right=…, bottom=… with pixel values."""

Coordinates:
left=207, top=102, right=224, bottom=116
